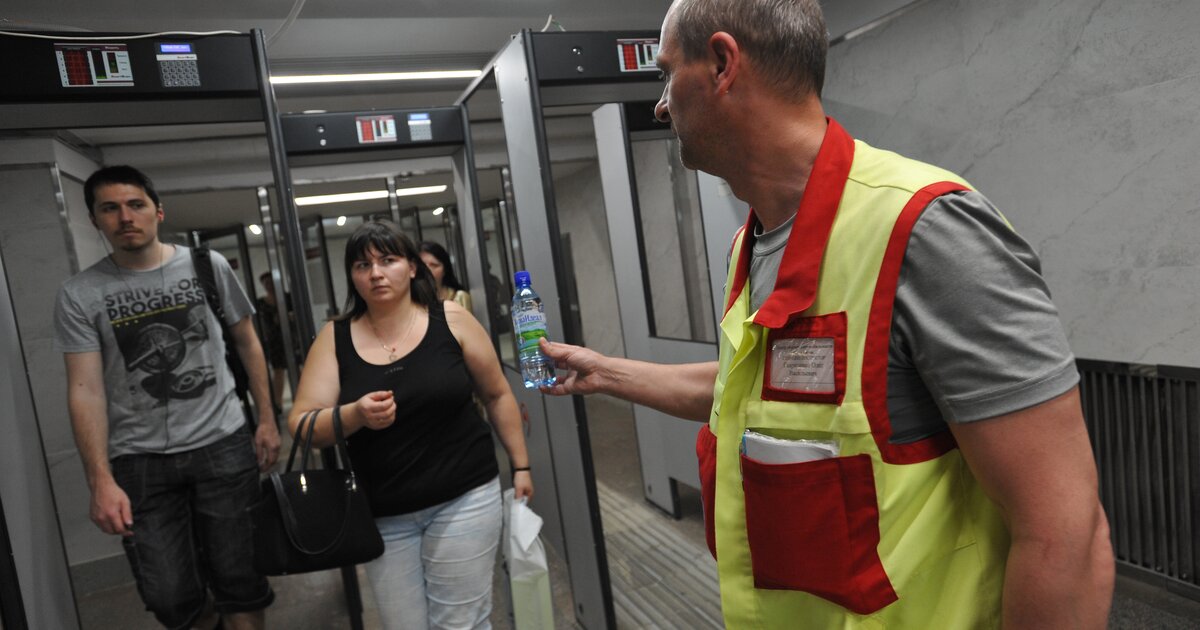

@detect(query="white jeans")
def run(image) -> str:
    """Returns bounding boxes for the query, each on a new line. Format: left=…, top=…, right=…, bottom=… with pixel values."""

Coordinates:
left=366, top=477, right=502, bottom=630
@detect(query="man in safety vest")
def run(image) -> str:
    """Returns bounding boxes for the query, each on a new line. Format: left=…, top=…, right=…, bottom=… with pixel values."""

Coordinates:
left=540, top=0, right=1114, bottom=627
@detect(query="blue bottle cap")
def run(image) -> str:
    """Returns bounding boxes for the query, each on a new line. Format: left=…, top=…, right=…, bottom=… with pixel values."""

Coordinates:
left=514, top=270, right=531, bottom=285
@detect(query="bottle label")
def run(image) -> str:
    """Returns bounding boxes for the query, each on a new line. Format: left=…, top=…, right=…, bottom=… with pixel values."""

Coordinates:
left=514, top=310, right=547, bottom=352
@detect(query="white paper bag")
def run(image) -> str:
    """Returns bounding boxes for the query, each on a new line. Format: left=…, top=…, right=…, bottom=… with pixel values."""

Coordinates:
left=502, top=488, right=554, bottom=630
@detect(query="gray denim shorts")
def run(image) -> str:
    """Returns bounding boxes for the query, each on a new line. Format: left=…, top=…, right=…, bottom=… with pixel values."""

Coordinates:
left=112, top=426, right=273, bottom=628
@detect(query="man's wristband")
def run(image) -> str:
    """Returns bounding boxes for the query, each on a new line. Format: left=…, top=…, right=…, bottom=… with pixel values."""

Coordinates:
left=512, top=466, right=531, bottom=475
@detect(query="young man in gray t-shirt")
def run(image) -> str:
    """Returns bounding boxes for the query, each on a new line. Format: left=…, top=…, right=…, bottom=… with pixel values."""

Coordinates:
left=54, top=165, right=280, bottom=629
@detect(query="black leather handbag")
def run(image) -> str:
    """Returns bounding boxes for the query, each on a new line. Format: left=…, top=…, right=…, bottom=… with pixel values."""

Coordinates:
left=250, top=407, right=384, bottom=575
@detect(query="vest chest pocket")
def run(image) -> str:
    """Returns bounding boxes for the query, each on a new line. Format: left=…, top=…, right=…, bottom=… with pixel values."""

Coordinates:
left=741, top=452, right=897, bottom=615
left=762, top=311, right=847, bottom=405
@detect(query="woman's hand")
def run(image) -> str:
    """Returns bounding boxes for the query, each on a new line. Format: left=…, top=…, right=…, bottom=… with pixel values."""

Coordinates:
left=355, top=390, right=396, bottom=430
left=513, top=470, right=534, bottom=501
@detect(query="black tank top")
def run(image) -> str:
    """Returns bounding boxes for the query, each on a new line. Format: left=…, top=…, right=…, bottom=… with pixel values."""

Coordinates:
left=335, top=303, right=498, bottom=516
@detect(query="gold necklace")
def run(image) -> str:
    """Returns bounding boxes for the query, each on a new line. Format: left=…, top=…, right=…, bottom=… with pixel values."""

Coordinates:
left=367, top=307, right=418, bottom=362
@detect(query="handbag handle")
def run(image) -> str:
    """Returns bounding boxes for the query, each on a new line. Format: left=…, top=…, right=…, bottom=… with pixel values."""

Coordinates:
left=329, top=406, right=358, bottom=480
left=285, top=409, right=320, bottom=473
left=286, top=407, right=359, bottom=480
left=299, top=405, right=320, bottom=472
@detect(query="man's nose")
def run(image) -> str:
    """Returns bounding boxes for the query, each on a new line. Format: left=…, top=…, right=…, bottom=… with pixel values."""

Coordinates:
left=654, top=97, right=671, bottom=124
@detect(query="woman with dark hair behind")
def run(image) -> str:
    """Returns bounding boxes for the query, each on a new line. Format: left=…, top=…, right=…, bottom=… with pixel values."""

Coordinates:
left=419, top=240, right=473, bottom=313
left=289, top=220, right=532, bottom=629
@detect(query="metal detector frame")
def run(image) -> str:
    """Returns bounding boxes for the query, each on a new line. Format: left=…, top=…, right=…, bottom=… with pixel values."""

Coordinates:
left=0, top=28, right=365, bottom=630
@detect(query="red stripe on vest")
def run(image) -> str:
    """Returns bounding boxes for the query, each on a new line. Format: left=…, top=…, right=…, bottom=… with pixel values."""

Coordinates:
left=863, top=181, right=970, bottom=465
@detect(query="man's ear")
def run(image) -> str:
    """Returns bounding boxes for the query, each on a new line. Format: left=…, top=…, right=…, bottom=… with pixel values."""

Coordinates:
left=709, top=32, right=740, bottom=95
left=157, top=205, right=165, bottom=222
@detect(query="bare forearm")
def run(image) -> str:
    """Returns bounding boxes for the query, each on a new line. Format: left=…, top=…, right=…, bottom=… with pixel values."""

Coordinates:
left=234, top=334, right=275, bottom=422
left=486, top=392, right=529, bottom=467
left=1002, top=504, right=1114, bottom=629
left=598, top=358, right=717, bottom=421
left=69, top=396, right=112, bottom=488
left=288, top=402, right=366, bottom=449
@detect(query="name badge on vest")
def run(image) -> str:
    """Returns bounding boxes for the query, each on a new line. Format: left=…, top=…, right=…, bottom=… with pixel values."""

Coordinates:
left=770, top=337, right=835, bottom=392
left=762, top=311, right=847, bottom=405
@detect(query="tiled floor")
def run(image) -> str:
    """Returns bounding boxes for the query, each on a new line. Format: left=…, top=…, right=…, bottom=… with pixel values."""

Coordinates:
left=72, top=394, right=1200, bottom=629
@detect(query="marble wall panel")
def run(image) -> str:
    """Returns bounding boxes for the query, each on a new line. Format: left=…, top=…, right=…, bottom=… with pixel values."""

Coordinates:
left=50, top=455, right=122, bottom=566
left=552, top=161, right=626, bottom=359
left=633, top=139, right=692, bottom=340
left=62, top=174, right=109, bottom=273
left=822, top=0, right=972, bottom=151
left=22, top=338, right=73, bottom=456
left=825, top=0, right=1200, bottom=366
left=0, top=223, right=68, bottom=343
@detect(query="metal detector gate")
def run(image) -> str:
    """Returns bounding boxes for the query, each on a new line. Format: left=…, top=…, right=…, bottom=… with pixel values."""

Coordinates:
left=279, top=106, right=486, bottom=325
left=457, top=29, right=748, bottom=629
left=0, top=29, right=351, bottom=629
left=592, top=101, right=748, bottom=515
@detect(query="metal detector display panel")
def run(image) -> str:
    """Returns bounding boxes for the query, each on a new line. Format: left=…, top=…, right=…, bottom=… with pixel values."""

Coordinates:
left=356, top=114, right=397, bottom=144
left=0, top=34, right=258, bottom=104
left=617, top=38, right=659, bottom=73
left=55, top=43, right=133, bottom=87
left=156, top=42, right=201, bottom=87
left=281, top=108, right=464, bottom=154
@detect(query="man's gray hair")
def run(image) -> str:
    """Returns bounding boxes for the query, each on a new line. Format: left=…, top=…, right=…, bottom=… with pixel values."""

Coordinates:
left=671, top=0, right=828, bottom=99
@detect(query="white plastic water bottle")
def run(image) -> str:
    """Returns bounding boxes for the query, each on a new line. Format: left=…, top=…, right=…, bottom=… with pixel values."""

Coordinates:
left=511, top=271, right=555, bottom=389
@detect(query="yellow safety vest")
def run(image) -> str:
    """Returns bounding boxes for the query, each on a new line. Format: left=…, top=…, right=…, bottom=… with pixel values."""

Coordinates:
left=699, top=119, right=1010, bottom=628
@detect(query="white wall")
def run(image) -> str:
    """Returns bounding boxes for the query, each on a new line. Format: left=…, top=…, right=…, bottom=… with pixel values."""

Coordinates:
left=823, top=0, right=1200, bottom=367
left=0, top=140, right=119, bottom=576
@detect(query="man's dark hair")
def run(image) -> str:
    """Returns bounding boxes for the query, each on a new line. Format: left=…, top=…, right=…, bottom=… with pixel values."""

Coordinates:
left=83, top=165, right=161, bottom=215
left=338, top=219, right=438, bottom=321
left=672, top=0, right=828, bottom=99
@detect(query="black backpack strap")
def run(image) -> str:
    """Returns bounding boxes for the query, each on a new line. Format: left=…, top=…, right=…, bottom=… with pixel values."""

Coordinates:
left=192, top=246, right=228, bottom=324
left=191, top=246, right=254, bottom=422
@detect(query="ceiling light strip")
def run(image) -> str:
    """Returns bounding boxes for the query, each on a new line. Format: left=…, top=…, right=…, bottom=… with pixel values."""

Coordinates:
left=294, top=185, right=446, bottom=206
left=295, top=190, right=387, bottom=206
left=271, top=70, right=481, bottom=85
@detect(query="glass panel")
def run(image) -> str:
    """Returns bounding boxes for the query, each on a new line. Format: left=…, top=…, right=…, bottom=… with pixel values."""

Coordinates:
left=465, top=71, right=522, bottom=366
left=320, top=214, right=347, bottom=314
left=541, top=103, right=663, bottom=359
left=480, top=195, right=515, bottom=364
left=200, top=230, right=253, bottom=297
left=292, top=178, right=392, bottom=324
left=443, top=205, right=467, bottom=282
left=397, top=204, right=420, bottom=239
left=415, top=203, right=473, bottom=314
left=416, top=203, right=450, bottom=253
left=316, top=212, right=374, bottom=317
left=630, top=136, right=716, bottom=343
left=300, top=218, right=335, bottom=324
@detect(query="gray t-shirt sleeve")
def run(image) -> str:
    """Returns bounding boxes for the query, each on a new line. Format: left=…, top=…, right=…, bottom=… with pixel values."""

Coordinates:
left=210, top=250, right=255, bottom=326
left=54, top=281, right=100, bottom=353
left=890, top=190, right=1079, bottom=424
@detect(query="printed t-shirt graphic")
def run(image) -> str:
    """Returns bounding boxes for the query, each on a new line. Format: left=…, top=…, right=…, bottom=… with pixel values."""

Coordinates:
left=107, top=276, right=217, bottom=404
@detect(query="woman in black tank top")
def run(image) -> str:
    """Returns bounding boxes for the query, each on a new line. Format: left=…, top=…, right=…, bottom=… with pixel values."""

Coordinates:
left=288, top=220, right=532, bottom=629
